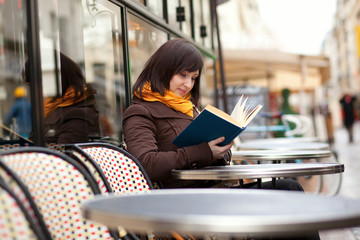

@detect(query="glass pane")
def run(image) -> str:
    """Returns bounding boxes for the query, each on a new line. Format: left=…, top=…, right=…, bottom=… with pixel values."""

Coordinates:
left=194, top=0, right=212, bottom=49
left=146, top=0, right=163, bottom=19
left=36, top=0, right=125, bottom=143
left=81, top=0, right=125, bottom=140
left=127, top=13, right=167, bottom=87
left=201, top=56, right=216, bottom=107
left=167, top=0, right=192, bottom=37
left=0, top=0, right=31, bottom=143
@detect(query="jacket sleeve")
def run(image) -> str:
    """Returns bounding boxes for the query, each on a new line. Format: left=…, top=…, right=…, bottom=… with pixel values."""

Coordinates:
left=214, top=150, right=232, bottom=166
left=123, top=104, right=214, bottom=181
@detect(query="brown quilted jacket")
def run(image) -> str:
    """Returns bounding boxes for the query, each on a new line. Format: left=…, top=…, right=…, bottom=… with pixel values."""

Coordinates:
left=123, top=97, right=231, bottom=188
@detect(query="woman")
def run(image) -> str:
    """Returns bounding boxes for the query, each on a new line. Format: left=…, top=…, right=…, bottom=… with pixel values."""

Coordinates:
left=26, top=52, right=100, bottom=144
left=339, top=92, right=357, bottom=143
left=123, top=39, right=303, bottom=191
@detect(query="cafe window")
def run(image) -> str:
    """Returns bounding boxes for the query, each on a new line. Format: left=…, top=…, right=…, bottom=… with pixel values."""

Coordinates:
left=145, top=0, right=163, bottom=19
left=200, top=56, right=216, bottom=108
left=0, top=0, right=30, bottom=143
left=127, top=13, right=167, bottom=87
left=167, top=0, right=192, bottom=37
left=37, top=0, right=125, bottom=141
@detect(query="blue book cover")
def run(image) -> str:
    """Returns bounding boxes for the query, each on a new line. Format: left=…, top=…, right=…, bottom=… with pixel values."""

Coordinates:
left=172, top=104, right=262, bottom=148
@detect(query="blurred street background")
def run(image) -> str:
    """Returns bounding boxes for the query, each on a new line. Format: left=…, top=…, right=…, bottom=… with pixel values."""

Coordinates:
left=319, top=122, right=360, bottom=240
left=216, top=1, right=360, bottom=239
left=216, top=0, right=359, bottom=144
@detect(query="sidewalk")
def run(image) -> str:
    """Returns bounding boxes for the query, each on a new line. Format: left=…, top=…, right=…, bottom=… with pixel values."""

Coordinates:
left=319, top=122, right=360, bottom=240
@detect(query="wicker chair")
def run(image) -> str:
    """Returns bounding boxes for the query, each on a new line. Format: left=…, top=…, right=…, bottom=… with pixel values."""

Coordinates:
left=0, top=179, right=45, bottom=240
left=0, top=147, right=121, bottom=240
left=66, top=142, right=192, bottom=240
left=0, top=160, right=52, bottom=239
left=67, top=142, right=154, bottom=193
left=66, top=142, right=157, bottom=239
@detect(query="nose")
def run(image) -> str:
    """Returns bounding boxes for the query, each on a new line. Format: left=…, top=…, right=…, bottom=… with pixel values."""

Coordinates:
left=184, top=76, right=193, bottom=88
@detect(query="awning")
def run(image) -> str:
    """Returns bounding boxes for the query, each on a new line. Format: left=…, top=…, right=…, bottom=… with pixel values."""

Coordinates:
left=222, top=49, right=331, bottom=93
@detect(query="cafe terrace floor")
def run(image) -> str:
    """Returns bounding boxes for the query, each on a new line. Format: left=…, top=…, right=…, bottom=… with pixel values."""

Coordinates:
left=318, top=122, right=360, bottom=240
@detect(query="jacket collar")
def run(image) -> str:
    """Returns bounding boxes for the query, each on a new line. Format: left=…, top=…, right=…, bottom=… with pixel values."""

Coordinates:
left=132, top=96, right=195, bottom=120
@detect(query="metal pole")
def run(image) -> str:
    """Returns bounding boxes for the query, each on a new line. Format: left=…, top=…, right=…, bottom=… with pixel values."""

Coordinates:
left=25, top=0, right=46, bottom=146
left=211, top=0, right=228, bottom=113
left=300, top=55, right=307, bottom=115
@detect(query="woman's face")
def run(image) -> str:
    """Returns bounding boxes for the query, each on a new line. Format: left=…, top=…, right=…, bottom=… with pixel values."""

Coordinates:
left=169, top=70, right=199, bottom=98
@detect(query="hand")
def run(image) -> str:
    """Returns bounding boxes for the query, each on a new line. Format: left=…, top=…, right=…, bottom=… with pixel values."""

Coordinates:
left=208, top=137, right=233, bottom=161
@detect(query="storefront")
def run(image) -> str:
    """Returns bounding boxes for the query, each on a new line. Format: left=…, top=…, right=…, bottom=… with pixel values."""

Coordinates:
left=0, top=0, right=222, bottom=146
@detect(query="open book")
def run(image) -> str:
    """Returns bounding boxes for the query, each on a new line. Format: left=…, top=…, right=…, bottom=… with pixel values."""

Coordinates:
left=172, top=96, right=263, bottom=148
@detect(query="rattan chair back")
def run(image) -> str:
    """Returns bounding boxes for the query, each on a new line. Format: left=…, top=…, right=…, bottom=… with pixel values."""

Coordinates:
left=0, top=147, right=118, bottom=240
left=0, top=179, right=45, bottom=240
left=0, top=160, right=52, bottom=239
left=71, top=142, right=153, bottom=192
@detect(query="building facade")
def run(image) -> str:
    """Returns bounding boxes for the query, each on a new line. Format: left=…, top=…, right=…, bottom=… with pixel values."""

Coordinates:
left=0, top=0, right=224, bottom=146
left=323, top=0, right=360, bottom=127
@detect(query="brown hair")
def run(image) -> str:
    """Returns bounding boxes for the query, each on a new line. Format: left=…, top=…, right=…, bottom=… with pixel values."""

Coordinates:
left=133, top=38, right=203, bottom=105
left=25, top=51, right=95, bottom=101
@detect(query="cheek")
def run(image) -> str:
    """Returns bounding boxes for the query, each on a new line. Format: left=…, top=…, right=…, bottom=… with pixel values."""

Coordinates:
left=169, top=78, right=176, bottom=91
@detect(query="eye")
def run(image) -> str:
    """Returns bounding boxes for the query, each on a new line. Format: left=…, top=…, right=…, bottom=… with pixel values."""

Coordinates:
left=192, top=75, right=198, bottom=81
left=180, top=73, right=186, bottom=77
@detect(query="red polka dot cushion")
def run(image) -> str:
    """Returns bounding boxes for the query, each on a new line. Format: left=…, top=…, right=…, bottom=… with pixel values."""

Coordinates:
left=1, top=151, right=114, bottom=240
left=0, top=186, right=38, bottom=239
left=0, top=166, right=41, bottom=234
left=81, top=146, right=151, bottom=194
left=71, top=150, right=109, bottom=194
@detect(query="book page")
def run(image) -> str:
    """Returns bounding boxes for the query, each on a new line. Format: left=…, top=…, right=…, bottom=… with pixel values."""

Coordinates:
left=204, top=105, right=242, bottom=127
left=230, top=95, right=263, bottom=127
left=244, top=105, right=263, bottom=126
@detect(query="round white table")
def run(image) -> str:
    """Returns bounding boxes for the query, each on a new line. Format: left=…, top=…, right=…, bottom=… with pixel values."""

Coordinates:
left=171, top=163, right=344, bottom=189
left=231, top=149, right=332, bottom=162
left=171, top=163, right=344, bottom=180
left=238, top=142, right=330, bottom=151
left=243, top=137, right=320, bottom=144
left=82, top=189, right=360, bottom=238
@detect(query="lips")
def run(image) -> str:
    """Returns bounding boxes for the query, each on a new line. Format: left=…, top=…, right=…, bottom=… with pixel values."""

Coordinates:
left=177, top=89, right=186, bottom=95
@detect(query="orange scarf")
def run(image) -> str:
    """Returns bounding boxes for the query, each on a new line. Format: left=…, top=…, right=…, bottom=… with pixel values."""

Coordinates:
left=43, top=87, right=90, bottom=118
left=135, top=82, right=194, bottom=117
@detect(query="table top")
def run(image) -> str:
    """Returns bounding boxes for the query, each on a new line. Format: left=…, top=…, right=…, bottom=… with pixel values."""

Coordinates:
left=171, top=163, right=344, bottom=180
left=238, top=141, right=330, bottom=151
left=243, top=137, right=320, bottom=144
left=231, top=149, right=332, bottom=162
left=82, top=189, right=360, bottom=237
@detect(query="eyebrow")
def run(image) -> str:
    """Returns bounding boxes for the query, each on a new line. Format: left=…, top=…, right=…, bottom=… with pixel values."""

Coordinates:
left=182, top=70, right=199, bottom=74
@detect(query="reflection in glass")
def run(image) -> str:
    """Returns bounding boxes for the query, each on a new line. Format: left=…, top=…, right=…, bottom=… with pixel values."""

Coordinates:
left=0, top=0, right=30, bottom=143
left=25, top=51, right=101, bottom=144
left=3, top=86, right=31, bottom=139
left=81, top=0, right=125, bottom=140
left=201, top=56, right=216, bottom=108
left=146, top=0, right=163, bottom=19
left=127, top=13, right=167, bottom=87
left=37, top=0, right=126, bottom=141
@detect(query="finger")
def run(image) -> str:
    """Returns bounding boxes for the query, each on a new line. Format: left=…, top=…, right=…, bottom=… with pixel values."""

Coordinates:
left=225, top=141, right=234, bottom=148
left=209, top=136, right=225, bottom=145
left=218, top=141, right=233, bottom=150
